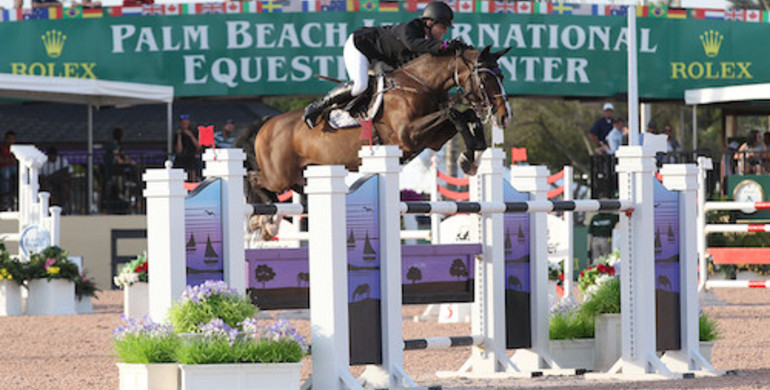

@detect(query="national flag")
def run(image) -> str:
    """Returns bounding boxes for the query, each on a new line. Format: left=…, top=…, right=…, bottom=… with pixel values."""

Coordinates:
left=571, top=4, right=593, bottom=15
left=635, top=6, right=648, bottom=17
left=347, top=0, right=360, bottom=11
left=82, top=7, right=103, bottom=18
left=303, top=0, right=319, bottom=11
left=46, top=7, right=63, bottom=19
left=165, top=4, right=182, bottom=15
left=23, top=9, right=45, bottom=20
left=224, top=2, right=241, bottom=13
left=551, top=2, right=573, bottom=15
left=725, top=9, right=745, bottom=21
left=5, top=9, right=23, bottom=21
left=476, top=0, right=491, bottom=13
left=695, top=8, right=724, bottom=20
left=181, top=4, right=197, bottom=14
left=456, top=0, right=474, bottom=13
left=360, top=0, right=378, bottom=12
left=282, top=0, right=304, bottom=12
left=243, top=1, right=260, bottom=13
left=608, top=5, right=627, bottom=16
left=105, top=6, right=122, bottom=17
left=142, top=5, right=164, bottom=16
left=63, top=7, right=82, bottom=18
left=746, top=9, right=762, bottom=22
left=493, top=1, right=515, bottom=13
left=403, top=0, right=429, bottom=12
left=649, top=5, right=667, bottom=18
left=121, top=5, right=143, bottom=16
left=534, top=2, right=551, bottom=14
left=515, top=1, right=532, bottom=14
left=261, top=1, right=283, bottom=12
left=379, top=1, right=399, bottom=12
left=197, top=3, right=225, bottom=14
left=321, top=0, right=347, bottom=11
left=667, top=8, right=687, bottom=19
left=592, top=5, right=607, bottom=16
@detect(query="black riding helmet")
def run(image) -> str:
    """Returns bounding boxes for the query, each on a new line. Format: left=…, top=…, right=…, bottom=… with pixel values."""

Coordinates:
left=420, top=1, right=453, bottom=27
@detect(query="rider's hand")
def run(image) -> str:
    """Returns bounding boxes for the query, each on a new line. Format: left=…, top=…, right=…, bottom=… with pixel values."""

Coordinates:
left=444, top=39, right=465, bottom=51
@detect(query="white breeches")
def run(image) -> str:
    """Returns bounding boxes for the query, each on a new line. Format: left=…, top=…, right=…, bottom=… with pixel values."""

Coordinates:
left=344, top=34, right=370, bottom=97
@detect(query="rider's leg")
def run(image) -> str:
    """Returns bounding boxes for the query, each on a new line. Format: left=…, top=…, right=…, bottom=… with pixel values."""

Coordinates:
left=302, top=35, right=369, bottom=129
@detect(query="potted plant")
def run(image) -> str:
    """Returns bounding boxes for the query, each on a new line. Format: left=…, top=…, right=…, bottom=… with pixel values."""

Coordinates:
left=699, top=311, right=720, bottom=363
left=74, top=270, right=100, bottom=314
left=114, top=315, right=181, bottom=390
left=115, top=254, right=149, bottom=318
left=167, top=280, right=257, bottom=333
left=548, top=297, right=594, bottom=370
left=0, top=244, right=23, bottom=316
left=23, top=246, right=79, bottom=315
left=580, top=276, right=621, bottom=372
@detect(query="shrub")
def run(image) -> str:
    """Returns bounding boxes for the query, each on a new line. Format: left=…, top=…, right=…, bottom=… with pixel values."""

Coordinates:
left=549, top=298, right=594, bottom=340
left=167, top=280, right=258, bottom=333
left=74, top=270, right=100, bottom=300
left=0, top=243, right=23, bottom=285
left=579, top=277, right=621, bottom=318
left=699, top=311, right=720, bottom=342
left=113, top=316, right=181, bottom=364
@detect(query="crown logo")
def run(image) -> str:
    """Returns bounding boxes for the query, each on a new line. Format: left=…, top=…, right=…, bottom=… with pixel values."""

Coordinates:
left=41, top=30, right=66, bottom=59
left=699, top=30, right=723, bottom=58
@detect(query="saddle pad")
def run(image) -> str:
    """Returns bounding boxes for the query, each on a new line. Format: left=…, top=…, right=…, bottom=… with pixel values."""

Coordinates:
left=328, top=76, right=385, bottom=130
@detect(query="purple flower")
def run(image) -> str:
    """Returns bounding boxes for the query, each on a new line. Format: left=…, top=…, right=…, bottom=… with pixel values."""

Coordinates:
left=113, top=315, right=175, bottom=341
left=199, top=318, right=239, bottom=346
left=179, top=280, right=239, bottom=304
left=240, top=317, right=308, bottom=353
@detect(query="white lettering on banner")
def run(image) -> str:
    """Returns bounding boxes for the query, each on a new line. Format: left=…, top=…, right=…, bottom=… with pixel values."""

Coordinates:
left=183, top=55, right=345, bottom=86
left=497, top=56, right=589, bottom=83
left=111, top=24, right=209, bottom=53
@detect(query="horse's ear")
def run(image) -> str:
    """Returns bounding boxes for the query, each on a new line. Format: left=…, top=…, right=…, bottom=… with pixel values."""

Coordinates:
left=492, top=47, right=512, bottom=60
left=481, top=46, right=492, bottom=57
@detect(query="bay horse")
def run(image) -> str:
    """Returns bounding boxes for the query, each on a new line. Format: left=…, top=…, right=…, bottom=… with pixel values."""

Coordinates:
left=252, top=45, right=511, bottom=197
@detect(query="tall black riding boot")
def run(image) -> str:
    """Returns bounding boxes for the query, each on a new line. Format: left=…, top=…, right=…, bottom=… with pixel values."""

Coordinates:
left=302, top=82, right=355, bottom=129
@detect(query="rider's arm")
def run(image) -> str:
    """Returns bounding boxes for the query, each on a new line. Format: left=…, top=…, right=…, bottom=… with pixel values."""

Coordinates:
left=394, top=19, right=444, bottom=54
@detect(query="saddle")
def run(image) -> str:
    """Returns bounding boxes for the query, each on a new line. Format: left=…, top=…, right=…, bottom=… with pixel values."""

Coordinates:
left=327, top=62, right=392, bottom=130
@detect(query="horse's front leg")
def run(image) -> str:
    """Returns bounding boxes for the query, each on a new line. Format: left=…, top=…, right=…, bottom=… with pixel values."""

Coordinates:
left=448, top=108, right=487, bottom=175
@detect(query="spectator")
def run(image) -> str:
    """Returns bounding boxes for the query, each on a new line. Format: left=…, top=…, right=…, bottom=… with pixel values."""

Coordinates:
left=605, top=117, right=625, bottom=155
left=13, top=0, right=22, bottom=9
left=122, top=0, right=152, bottom=6
left=214, top=119, right=237, bottom=148
left=734, top=129, right=766, bottom=175
left=588, top=210, right=619, bottom=264
left=659, top=124, right=682, bottom=164
left=173, top=114, right=202, bottom=182
left=0, top=131, right=17, bottom=210
left=589, top=102, right=614, bottom=154
left=32, top=0, right=62, bottom=8
left=40, top=146, right=71, bottom=213
left=104, top=127, right=136, bottom=214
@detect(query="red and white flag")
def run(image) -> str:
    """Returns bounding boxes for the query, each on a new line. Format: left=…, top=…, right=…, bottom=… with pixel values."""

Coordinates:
left=225, top=2, right=242, bottom=13
left=516, top=1, right=532, bottom=14
left=457, top=0, right=474, bottom=13
left=746, top=9, right=762, bottom=22
left=142, top=4, right=164, bottom=15
left=725, top=9, right=745, bottom=21
left=164, top=4, right=181, bottom=15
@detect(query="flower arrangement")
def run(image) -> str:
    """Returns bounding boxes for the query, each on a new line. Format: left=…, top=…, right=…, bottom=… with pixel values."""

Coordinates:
left=548, top=297, right=593, bottom=340
left=114, top=253, right=148, bottom=288
left=23, top=246, right=79, bottom=282
left=175, top=318, right=306, bottom=364
left=0, top=243, right=23, bottom=285
left=578, top=250, right=619, bottom=298
left=167, top=280, right=259, bottom=333
left=113, top=316, right=181, bottom=363
left=74, top=270, right=101, bottom=300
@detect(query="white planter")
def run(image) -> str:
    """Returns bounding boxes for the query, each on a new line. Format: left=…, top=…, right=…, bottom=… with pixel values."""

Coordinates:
left=117, top=363, right=179, bottom=390
left=26, top=279, right=76, bottom=315
left=549, top=338, right=595, bottom=370
left=124, top=282, right=149, bottom=319
left=700, top=340, right=715, bottom=364
left=180, top=362, right=302, bottom=390
left=0, top=280, right=22, bottom=316
left=594, top=313, right=621, bottom=372
left=76, top=296, right=93, bottom=314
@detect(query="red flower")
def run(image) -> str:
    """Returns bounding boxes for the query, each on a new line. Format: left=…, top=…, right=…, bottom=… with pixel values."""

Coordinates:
left=609, top=268, right=616, bottom=276
left=579, top=271, right=584, bottom=277
left=559, top=273, right=564, bottom=281
left=134, top=262, right=148, bottom=274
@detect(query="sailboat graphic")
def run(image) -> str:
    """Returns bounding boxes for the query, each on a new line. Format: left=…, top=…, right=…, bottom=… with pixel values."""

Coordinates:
left=655, top=227, right=662, bottom=255
left=347, top=230, right=356, bottom=249
left=203, top=235, right=219, bottom=264
left=667, top=224, right=675, bottom=242
left=186, top=233, right=196, bottom=252
left=362, top=232, right=376, bottom=262
left=517, top=226, right=525, bottom=243
left=504, top=228, right=512, bottom=256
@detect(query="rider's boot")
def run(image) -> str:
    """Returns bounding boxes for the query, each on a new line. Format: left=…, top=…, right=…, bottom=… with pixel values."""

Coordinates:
left=303, top=82, right=355, bottom=129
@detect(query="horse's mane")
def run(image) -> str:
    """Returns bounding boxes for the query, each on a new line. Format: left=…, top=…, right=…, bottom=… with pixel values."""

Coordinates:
left=399, top=45, right=479, bottom=72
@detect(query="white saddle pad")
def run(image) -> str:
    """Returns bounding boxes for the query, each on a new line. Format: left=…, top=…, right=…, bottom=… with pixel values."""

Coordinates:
left=328, top=76, right=385, bottom=129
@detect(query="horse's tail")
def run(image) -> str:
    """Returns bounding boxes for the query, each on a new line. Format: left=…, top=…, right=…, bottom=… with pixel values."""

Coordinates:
left=234, top=115, right=277, bottom=205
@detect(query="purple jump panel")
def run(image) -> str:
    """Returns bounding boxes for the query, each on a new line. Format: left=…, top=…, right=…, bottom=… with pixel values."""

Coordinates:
left=654, top=178, right=681, bottom=351
left=402, top=243, right=481, bottom=304
left=184, top=179, right=224, bottom=287
left=504, top=179, right=531, bottom=349
left=246, top=248, right=309, bottom=310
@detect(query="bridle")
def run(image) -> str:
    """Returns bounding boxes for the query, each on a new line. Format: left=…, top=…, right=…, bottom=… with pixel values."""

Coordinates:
left=452, top=50, right=507, bottom=124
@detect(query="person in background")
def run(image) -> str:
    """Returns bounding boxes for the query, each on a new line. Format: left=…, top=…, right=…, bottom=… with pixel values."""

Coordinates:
left=661, top=124, right=681, bottom=163
left=734, top=129, right=766, bottom=175
left=0, top=131, right=17, bottom=210
left=31, top=0, right=61, bottom=8
left=587, top=209, right=619, bottom=264
left=40, top=146, right=72, bottom=213
left=214, top=119, right=237, bottom=148
left=589, top=102, right=615, bottom=154
left=604, top=117, right=625, bottom=155
left=173, top=114, right=202, bottom=182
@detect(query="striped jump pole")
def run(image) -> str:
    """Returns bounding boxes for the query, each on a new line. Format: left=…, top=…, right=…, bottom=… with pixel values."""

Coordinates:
left=704, top=224, right=770, bottom=234
left=706, top=280, right=770, bottom=289
left=398, top=200, right=631, bottom=215
left=403, top=335, right=485, bottom=351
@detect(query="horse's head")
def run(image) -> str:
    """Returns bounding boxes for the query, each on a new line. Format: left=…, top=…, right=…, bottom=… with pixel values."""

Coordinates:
left=455, top=46, right=512, bottom=129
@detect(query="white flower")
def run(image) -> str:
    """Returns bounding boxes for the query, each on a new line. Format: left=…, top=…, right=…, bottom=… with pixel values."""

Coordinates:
left=595, top=274, right=613, bottom=287
left=605, top=250, right=621, bottom=267
left=584, top=284, right=599, bottom=299
left=114, top=272, right=139, bottom=288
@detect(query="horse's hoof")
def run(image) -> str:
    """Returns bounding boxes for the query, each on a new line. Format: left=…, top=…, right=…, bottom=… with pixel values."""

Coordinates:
left=459, top=154, right=478, bottom=176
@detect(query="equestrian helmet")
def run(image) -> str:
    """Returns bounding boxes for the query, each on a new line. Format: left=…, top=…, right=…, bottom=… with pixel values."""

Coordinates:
left=421, top=1, right=453, bottom=27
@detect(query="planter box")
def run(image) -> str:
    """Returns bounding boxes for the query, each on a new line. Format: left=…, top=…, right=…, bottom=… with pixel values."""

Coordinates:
left=549, top=338, right=595, bottom=370
left=0, top=280, right=22, bottom=316
left=26, top=279, right=76, bottom=315
left=76, top=296, right=93, bottom=314
left=117, top=363, right=179, bottom=390
left=179, top=362, right=301, bottom=390
left=700, top=340, right=715, bottom=364
left=594, top=313, right=621, bottom=372
left=124, top=282, right=149, bottom=319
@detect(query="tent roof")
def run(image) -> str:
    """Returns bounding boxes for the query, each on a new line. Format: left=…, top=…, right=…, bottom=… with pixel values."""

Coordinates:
left=0, top=74, right=174, bottom=106
left=684, top=82, right=770, bottom=106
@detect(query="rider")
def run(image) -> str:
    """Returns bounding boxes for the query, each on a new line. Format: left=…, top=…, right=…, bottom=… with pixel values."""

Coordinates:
left=302, top=1, right=463, bottom=129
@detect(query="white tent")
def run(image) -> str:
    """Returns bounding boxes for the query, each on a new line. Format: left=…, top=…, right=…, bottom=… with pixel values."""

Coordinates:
left=0, top=74, right=174, bottom=213
left=684, top=82, right=770, bottom=151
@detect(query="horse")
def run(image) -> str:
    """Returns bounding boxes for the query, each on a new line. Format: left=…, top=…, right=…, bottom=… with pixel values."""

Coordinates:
left=252, top=45, right=512, bottom=196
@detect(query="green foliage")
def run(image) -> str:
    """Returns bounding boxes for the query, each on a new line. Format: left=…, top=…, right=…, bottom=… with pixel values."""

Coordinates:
left=580, top=277, right=621, bottom=318
left=0, top=243, right=23, bottom=285
left=74, top=270, right=100, bottom=299
left=176, top=337, right=304, bottom=365
left=114, top=333, right=181, bottom=364
left=549, top=309, right=594, bottom=340
left=167, top=282, right=258, bottom=333
left=24, top=246, right=79, bottom=282
left=699, top=312, right=720, bottom=342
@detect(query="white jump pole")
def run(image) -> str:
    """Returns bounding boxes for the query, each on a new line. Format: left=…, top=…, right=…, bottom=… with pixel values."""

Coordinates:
left=563, top=165, right=574, bottom=298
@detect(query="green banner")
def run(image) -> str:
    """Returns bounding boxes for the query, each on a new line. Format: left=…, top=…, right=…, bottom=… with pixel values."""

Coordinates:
left=1, top=12, right=768, bottom=99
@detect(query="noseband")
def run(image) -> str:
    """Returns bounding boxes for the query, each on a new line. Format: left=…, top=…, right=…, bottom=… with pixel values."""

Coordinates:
left=452, top=51, right=507, bottom=124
